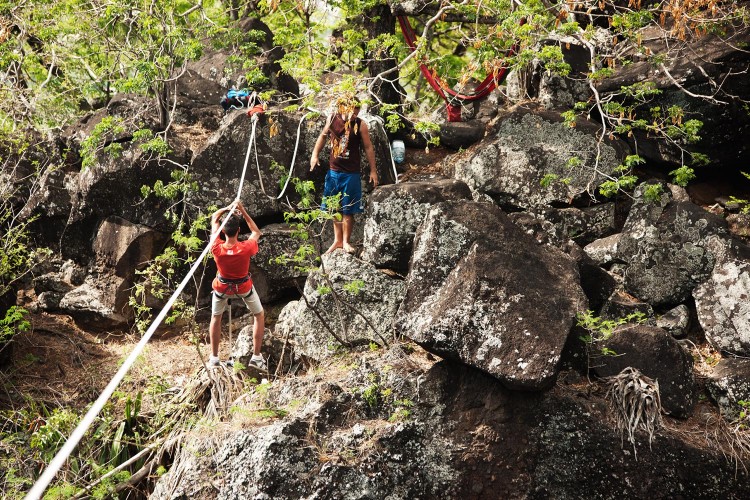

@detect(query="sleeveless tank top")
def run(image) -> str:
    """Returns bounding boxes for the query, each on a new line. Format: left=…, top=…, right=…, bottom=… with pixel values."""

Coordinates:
left=328, top=114, right=362, bottom=173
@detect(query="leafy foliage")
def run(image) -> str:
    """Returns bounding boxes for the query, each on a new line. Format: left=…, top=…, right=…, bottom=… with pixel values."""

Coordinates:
left=577, top=309, right=648, bottom=365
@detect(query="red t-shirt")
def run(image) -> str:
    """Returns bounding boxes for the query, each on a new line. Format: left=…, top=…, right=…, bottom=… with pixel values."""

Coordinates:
left=211, top=237, right=258, bottom=295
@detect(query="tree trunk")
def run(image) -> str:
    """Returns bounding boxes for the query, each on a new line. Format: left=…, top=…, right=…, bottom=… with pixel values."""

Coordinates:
left=363, top=4, right=404, bottom=112
left=155, top=84, right=169, bottom=131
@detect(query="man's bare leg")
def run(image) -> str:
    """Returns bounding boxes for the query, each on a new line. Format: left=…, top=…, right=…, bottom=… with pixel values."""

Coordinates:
left=326, top=218, right=344, bottom=254
left=209, top=314, right=222, bottom=357
left=342, top=214, right=356, bottom=254
left=253, top=310, right=265, bottom=356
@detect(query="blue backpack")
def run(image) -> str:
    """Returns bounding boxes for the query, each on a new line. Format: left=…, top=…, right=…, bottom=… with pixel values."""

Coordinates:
left=221, top=89, right=254, bottom=111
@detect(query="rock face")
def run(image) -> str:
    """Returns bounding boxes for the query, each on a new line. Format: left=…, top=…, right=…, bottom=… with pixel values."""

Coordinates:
left=706, top=358, right=750, bottom=420
left=593, top=325, right=696, bottom=417
left=361, top=179, right=472, bottom=273
left=58, top=274, right=130, bottom=327
left=448, top=110, right=626, bottom=210
left=693, top=247, right=750, bottom=356
left=151, top=348, right=749, bottom=500
left=245, top=223, right=312, bottom=304
left=617, top=184, right=730, bottom=307
left=188, top=110, right=305, bottom=218
left=92, top=216, right=167, bottom=278
left=396, top=200, right=588, bottom=390
left=275, top=252, right=405, bottom=360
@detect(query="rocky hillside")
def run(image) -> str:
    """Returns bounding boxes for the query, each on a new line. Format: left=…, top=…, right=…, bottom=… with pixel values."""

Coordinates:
left=3, top=9, right=750, bottom=499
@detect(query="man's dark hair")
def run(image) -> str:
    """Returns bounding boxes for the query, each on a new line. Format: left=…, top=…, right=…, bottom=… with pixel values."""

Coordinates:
left=222, top=214, right=240, bottom=237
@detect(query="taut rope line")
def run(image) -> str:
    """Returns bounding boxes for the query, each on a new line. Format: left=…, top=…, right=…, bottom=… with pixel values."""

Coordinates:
left=25, top=114, right=263, bottom=499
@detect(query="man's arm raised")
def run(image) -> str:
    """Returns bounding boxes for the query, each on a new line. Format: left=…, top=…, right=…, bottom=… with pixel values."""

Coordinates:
left=236, top=201, right=262, bottom=242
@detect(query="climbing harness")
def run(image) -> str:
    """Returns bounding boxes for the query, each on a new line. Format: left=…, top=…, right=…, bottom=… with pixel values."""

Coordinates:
left=397, top=15, right=525, bottom=121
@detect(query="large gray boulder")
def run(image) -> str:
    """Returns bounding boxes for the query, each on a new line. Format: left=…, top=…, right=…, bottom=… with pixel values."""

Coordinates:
left=693, top=246, right=750, bottom=356
left=617, top=183, right=730, bottom=306
left=361, top=179, right=472, bottom=273
left=93, top=216, right=167, bottom=278
left=446, top=110, right=626, bottom=210
left=395, top=200, right=587, bottom=390
left=188, top=110, right=308, bottom=219
left=275, top=252, right=405, bottom=360
left=58, top=273, right=130, bottom=327
left=706, top=358, right=750, bottom=420
left=535, top=203, right=618, bottom=247
left=593, top=324, right=696, bottom=417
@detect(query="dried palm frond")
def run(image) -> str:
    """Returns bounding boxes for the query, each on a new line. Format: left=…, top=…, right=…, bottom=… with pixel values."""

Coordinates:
left=606, top=366, right=663, bottom=458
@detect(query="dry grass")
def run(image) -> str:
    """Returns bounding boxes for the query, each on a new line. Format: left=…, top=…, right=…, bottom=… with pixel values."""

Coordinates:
left=606, top=367, right=663, bottom=458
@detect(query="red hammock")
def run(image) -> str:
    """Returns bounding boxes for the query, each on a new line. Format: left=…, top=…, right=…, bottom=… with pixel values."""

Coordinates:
left=397, top=15, right=525, bottom=122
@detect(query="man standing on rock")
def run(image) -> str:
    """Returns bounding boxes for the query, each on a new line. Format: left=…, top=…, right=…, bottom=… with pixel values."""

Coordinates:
left=310, top=96, right=378, bottom=254
left=208, top=201, right=266, bottom=370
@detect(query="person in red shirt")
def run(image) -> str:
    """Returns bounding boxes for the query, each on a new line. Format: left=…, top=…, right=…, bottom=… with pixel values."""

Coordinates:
left=208, top=201, right=265, bottom=369
left=310, top=96, right=378, bottom=254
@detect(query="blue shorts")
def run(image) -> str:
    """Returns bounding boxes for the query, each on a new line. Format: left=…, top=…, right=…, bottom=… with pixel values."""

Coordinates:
left=322, top=170, right=364, bottom=215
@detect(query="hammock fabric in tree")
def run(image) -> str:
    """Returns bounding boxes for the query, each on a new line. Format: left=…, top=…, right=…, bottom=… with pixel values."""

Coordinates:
left=397, top=15, right=525, bottom=122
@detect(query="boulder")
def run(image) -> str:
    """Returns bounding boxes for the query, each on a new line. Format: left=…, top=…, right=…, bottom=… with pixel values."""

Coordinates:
left=58, top=273, right=130, bottom=327
left=599, top=290, right=654, bottom=322
left=448, top=109, right=627, bottom=210
left=249, top=223, right=313, bottom=303
left=596, top=27, right=750, bottom=171
left=189, top=109, right=394, bottom=222
left=187, top=110, right=305, bottom=219
left=439, top=120, right=486, bottom=150
left=693, top=246, right=750, bottom=356
left=396, top=200, right=587, bottom=390
left=584, top=233, right=622, bottom=266
left=275, top=252, right=405, bottom=360
left=171, top=69, right=225, bottom=131
left=567, top=245, right=619, bottom=314
left=656, top=305, right=691, bottom=339
left=594, top=325, right=696, bottom=417
left=536, top=204, right=618, bottom=247
left=186, top=17, right=299, bottom=96
left=538, top=36, right=593, bottom=110
left=360, top=113, right=401, bottom=186
left=151, top=347, right=750, bottom=500
left=617, top=183, right=730, bottom=307
left=361, top=179, right=472, bottom=273
left=706, top=358, right=750, bottom=420
left=93, top=216, right=168, bottom=278
left=508, top=211, right=569, bottom=249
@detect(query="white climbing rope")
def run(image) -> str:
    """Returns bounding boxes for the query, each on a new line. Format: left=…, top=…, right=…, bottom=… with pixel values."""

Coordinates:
left=254, top=111, right=311, bottom=200
left=25, top=113, right=267, bottom=499
left=25, top=214, right=234, bottom=500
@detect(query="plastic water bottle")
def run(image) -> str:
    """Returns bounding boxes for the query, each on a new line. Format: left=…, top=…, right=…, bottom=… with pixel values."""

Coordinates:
left=391, top=140, right=405, bottom=164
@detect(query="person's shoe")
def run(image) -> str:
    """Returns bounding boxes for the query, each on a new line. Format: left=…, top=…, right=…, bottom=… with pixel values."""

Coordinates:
left=208, top=356, right=221, bottom=368
left=249, top=355, right=266, bottom=371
